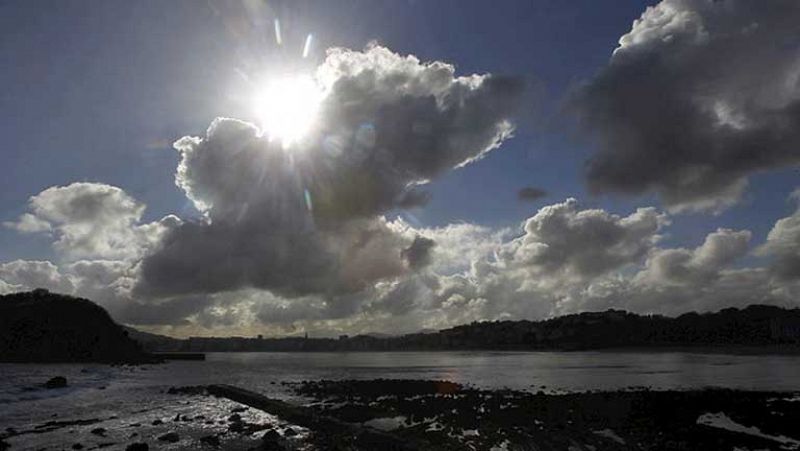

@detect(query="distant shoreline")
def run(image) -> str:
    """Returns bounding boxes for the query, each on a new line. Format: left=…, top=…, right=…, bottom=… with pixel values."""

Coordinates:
left=146, top=345, right=800, bottom=356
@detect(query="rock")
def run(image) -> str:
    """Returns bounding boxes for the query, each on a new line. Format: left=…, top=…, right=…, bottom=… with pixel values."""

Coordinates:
left=228, top=413, right=242, bottom=422
left=71, top=443, right=84, bottom=450
left=151, top=419, right=162, bottom=425
left=157, top=432, right=179, bottom=443
left=90, top=427, right=106, bottom=436
left=199, top=435, right=221, bottom=447
left=125, top=443, right=148, bottom=451
left=283, top=427, right=297, bottom=437
left=262, top=429, right=281, bottom=442
left=45, top=376, right=67, bottom=389
left=231, top=406, right=247, bottom=413
left=0, top=439, right=8, bottom=451
left=229, top=422, right=244, bottom=433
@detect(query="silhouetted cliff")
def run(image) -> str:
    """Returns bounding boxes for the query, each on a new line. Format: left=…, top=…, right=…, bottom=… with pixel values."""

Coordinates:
left=0, top=289, right=156, bottom=363
left=132, top=304, right=800, bottom=353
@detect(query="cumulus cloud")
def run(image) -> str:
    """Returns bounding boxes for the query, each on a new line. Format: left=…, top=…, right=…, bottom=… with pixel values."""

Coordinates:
left=758, top=195, right=800, bottom=280
left=634, top=228, right=752, bottom=287
left=499, top=198, right=668, bottom=280
left=574, top=0, right=800, bottom=212
left=4, top=182, right=177, bottom=260
left=135, top=45, right=522, bottom=300
left=0, top=260, right=74, bottom=294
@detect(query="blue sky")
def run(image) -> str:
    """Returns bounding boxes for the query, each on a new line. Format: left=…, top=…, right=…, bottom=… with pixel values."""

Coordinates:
left=1, top=0, right=799, bottom=335
left=2, top=0, right=796, bottom=264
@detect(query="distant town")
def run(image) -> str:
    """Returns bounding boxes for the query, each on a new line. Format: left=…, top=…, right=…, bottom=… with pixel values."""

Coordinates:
left=130, top=304, right=800, bottom=353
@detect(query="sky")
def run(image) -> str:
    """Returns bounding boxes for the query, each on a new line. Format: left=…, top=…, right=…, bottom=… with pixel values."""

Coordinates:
left=1, top=0, right=799, bottom=337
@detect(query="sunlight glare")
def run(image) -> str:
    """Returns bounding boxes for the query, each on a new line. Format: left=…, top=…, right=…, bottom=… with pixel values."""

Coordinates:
left=253, top=75, right=323, bottom=146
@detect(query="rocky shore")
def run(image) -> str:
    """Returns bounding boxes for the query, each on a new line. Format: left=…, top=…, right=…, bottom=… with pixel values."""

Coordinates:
left=2, top=379, right=799, bottom=450
left=289, top=379, right=800, bottom=450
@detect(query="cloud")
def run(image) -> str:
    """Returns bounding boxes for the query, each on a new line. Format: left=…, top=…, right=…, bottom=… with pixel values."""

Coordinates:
left=517, top=187, right=547, bottom=202
left=499, top=198, right=668, bottom=280
left=135, top=45, right=522, bottom=300
left=758, top=195, right=800, bottom=281
left=634, top=228, right=752, bottom=287
left=4, top=213, right=52, bottom=234
left=0, top=260, right=74, bottom=294
left=574, top=0, right=800, bottom=212
left=4, top=182, right=177, bottom=260
left=402, top=236, right=436, bottom=270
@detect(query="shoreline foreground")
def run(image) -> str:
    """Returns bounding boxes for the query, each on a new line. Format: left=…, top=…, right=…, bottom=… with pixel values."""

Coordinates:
left=3, top=379, right=799, bottom=451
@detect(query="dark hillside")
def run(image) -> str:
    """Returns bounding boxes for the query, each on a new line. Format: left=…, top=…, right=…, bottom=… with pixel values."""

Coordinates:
left=0, top=289, right=156, bottom=363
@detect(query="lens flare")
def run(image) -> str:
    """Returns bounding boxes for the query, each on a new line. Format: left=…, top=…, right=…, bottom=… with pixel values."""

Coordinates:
left=252, top=75, right=323, bottom=146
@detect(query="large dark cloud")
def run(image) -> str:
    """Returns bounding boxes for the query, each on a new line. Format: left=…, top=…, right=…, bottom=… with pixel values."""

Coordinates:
left=135, top=45, right=522, bottom=300
left=574, top=0, right=800, bottom=212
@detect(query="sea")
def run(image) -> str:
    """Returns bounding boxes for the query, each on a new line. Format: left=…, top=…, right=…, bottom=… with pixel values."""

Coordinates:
left=2, top=351, right=800, bottom=448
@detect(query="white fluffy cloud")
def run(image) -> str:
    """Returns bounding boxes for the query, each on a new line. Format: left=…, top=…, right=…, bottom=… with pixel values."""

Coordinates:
left=4, top=182, right=177, bottom=260
left=574, top=0, right=800, bottom=212
left=0, top=260, right=74, bottom=294
left=499, top=199, right=667, bottom=280
left=758, top=196, right=800, bottom=281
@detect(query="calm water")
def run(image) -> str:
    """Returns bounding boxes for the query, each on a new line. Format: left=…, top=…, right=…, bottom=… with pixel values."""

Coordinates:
left=2, top=351, right=800, bottom=433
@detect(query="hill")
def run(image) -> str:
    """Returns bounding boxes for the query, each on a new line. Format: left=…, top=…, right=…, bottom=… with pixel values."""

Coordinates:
left=132, top=304, right=800, bottom=353
left=0, top=289, right=156, bottom=363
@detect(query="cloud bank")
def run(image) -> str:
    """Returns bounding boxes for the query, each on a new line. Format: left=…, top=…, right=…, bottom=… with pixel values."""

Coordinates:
left=2, top=39, right=799, bottom=337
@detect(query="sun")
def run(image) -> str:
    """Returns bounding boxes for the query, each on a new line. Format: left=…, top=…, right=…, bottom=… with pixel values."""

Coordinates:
left=252, top=74, right=323, bottom=146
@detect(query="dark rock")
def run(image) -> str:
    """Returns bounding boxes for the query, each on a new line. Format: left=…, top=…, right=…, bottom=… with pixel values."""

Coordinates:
left=0, top=439, right=7, bottom=451
left=157, top=432, right=179, bottom=443
left=231, top=406, right=247, bottom=413
left=150, top=419, right=162, bottom=425
left=45, top=376, right=67, bottom=389
left=229, top=422, right=244, bottom=433
left=90, top=427, right=106, bottom=436
left=228, top=413, right=242, bottom=422
left=199, top=435, right=221, bottom=447
left=283, top=427, right=297, bottom=437
left=262, top=429, right=281, bottom=442
left=71, top=444, right=83, bottom=450
left=125, top=443, right=148, bottom=451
